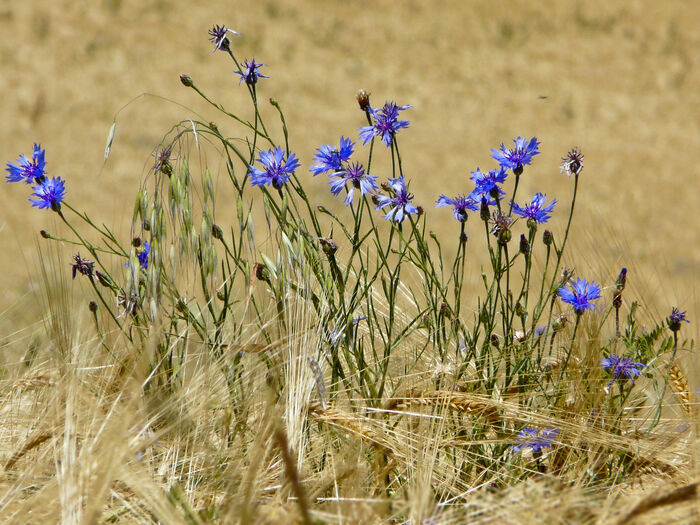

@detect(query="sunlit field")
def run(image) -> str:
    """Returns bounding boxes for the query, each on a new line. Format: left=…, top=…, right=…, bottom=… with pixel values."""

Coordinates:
left=0, top=1, right=698, bottom=523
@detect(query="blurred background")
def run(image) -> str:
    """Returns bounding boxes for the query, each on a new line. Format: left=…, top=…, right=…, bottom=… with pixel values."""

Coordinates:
left=1, top=0, right=698, bottom=342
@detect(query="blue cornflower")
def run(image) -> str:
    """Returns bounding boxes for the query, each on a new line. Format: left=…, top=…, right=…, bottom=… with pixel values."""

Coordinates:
left=138, top=241, right=150, bottom=270
left=249, top=146, right=301, bottom=189
left=235, top=58, right=268, bottom=86
left=469, top=167, right=507, bottom=200
left=359, top=101, right=411, bottom=147
left=29, top=177, right=65, bottom=211
left=512, top=192, right=557, bottom=224
left=601, top=355, right=645, bottom=387
left=329, top=162, right=378, bottom=206
left=6, top=143, right=47, bottom=184
left=375, top=176, right=419, bottom=224
left=208, top=24, right=240, bottom=54
left=558, top=278, right=601, bottom=315
left=435, top=194, right=479, bottom=222
left=667, top=307, right=689, bottom=332
left=511, top=427, right=559, bottom=453
left=310, top=137, right=355, bottom=176
left=491, top=136, right=541, bottom=173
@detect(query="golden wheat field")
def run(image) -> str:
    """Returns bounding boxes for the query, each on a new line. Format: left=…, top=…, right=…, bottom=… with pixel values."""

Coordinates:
left=0, top=1, right=699, bottom=523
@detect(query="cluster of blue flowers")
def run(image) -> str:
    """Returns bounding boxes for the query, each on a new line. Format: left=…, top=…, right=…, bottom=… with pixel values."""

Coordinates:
left=5, top=144, right=65, bottom=211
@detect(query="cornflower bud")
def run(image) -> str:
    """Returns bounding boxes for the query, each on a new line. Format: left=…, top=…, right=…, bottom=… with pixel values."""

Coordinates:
left=254, top=262, right=271, bottom=283
left=480, top=197, right=490, bottom=222
left=519, top=234, right=529, bottom=255
left=356, top=89, right=371, bottom=112
left=490, top=334, right=500, bottom=348
left=40, top=229, right=50, bottom=239
left=320, top=238, right=338, bottom=257
left=89, top=301, right=98, bottom=313
left=212, top=223, right=224, bottom=241
left=180, top=74, right=193, bottom=87
left=543, top=229, right=553, bottom=246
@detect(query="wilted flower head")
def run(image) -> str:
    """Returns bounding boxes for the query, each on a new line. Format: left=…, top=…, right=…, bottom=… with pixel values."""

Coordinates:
left=559, top=147, right=584, bottom=177
left=249, top=146, right=301, bottom=189
left=6, top=143, right=47, bottom=184
left=601, top=355, right=645, bottom=387
left=359, top=101, right=411, bottom=147
left=235, top=58, right=268, bottom=86
left=329, top=162, right=378, bottom=206
left=512, top=192, right=557, bottom=224
left=558, top=277, right=601, bottom=315
left=71, top=253, right=95, bottom=279
left=469, top=167, right=507, bottom=200
left=375, top=176, right=418, bottom=224
left=491, top=136, right=540, bottom=174
left=489, top=210, right=512, bottom=236
left=310, top=136, right=355, bottom=176
left=153, top=146, right=175, bottom=174
left=208, top=24, right=240, bottom=53
left=29, top=177, right=65, bottom=211
left=667, top=307, right=689, bottom=332
left=435, top=194, right=479, bottom=222
left=511, top=427, right=559, bottom=454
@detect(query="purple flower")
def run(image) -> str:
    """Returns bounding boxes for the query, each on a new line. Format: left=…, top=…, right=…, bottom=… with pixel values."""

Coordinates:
left=601, top=355, right=645, bottom=387
left=511, top=427, right=559, bottom=453
left=249, top=146, right=301, bottom=189
left=491, top=136, right=540, bottom=173
left=329, top=162, right=378, bottom=206
left=310, top=137, right=355, bottom=176
left=469, top=167, right=507, bottom=200
left=208, top=24, right=240, bottom=54
left=29, top=177, right=65, bottom=211
left=6, top=143, right=47, bottom=184
left=235, top=58, right=268, bottom=86
left=138, top=241, right=150, bottom=270
left=667, top=307, right=689, bottom=332
left=558, top=278, right=601, bottom=315
left=512, top=192, right=557, bottom=224
left=435, top=194, right=479, bottom=222
left=560, top=147, right=584, bottom=177
left=359, top=101, right=411, bottom=147
left=375, top=176, right=418, bottom=224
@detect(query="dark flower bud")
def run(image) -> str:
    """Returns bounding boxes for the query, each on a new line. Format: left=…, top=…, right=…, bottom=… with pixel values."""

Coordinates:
left=142, top=219, right=151, bottom=231
left=515, top=302, right=527, bottom=320
left=180, top=74, right=193, bottom=87
left=371, top=194, right=380, bottom=205
left=176, top=298, right=188, bottom=312
left=217, top=290, right=226, bottom=301
left=543, top=229, right=553, bottom=246
left=615, top=267, right=627, bottom=292
left=519, top=233, right=529, bottom=255
left=89, top=301, right=98, bottom=313
left=480, top=198, right=490, bottom=222
left=209, top=122, right=219, bottom=134
left=40, top=229, right=50, bottom=239
left=254, top=262, right=270, bottom=283
left=460, top=232, right=468, bottom=244
left=356, top=89, right=371, bottom=112
left=416, top=205, right=424, bottom=217
left=490, top=334, right=500, bottom=348
left=212, top=224, right=224, bottom=241
left=380, top=182, right=391, bottom=192
left=320, top=238, right=338, bottom=257
left=440, top=302, right=451, bottom=319
left=132, top=237, right=142, bottom=248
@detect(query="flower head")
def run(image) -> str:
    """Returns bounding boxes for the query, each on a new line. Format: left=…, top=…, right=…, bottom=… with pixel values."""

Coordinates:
left=375, top=176, right=418, bottom=224
left=601, top=355, right=645, bottom=387
left=208, top=24, right=240, bottom=54
left=667, top=307, right=689, bottom=332
left=249, top=146, right=301, bottom=189
left=359, top=101, right=411, bottom=147
left=491, top=136, right=540, bottom=174
left=558, top=277, right=601, bottom=315
left=435, top=194, right=479, bottom=222
left=469, top=167, right=507, bottom=200
left=512, top=192, right=557, bottom=224
left=71, top=253, right=95, bottom=280
left=511, top=427, right=559, bottom=454
left=235, top=58, right=268, bottom=86
left=29, top=177, right=65, bottom=211
left=137, top=241, right=150, bottom=270
left=329, top=162, right=378, bottom=206
left=559, top=147, right=584, bottom=177
left=6, top=143, right=47, bottom=184
left=310, top=137, right=355, bottom=176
